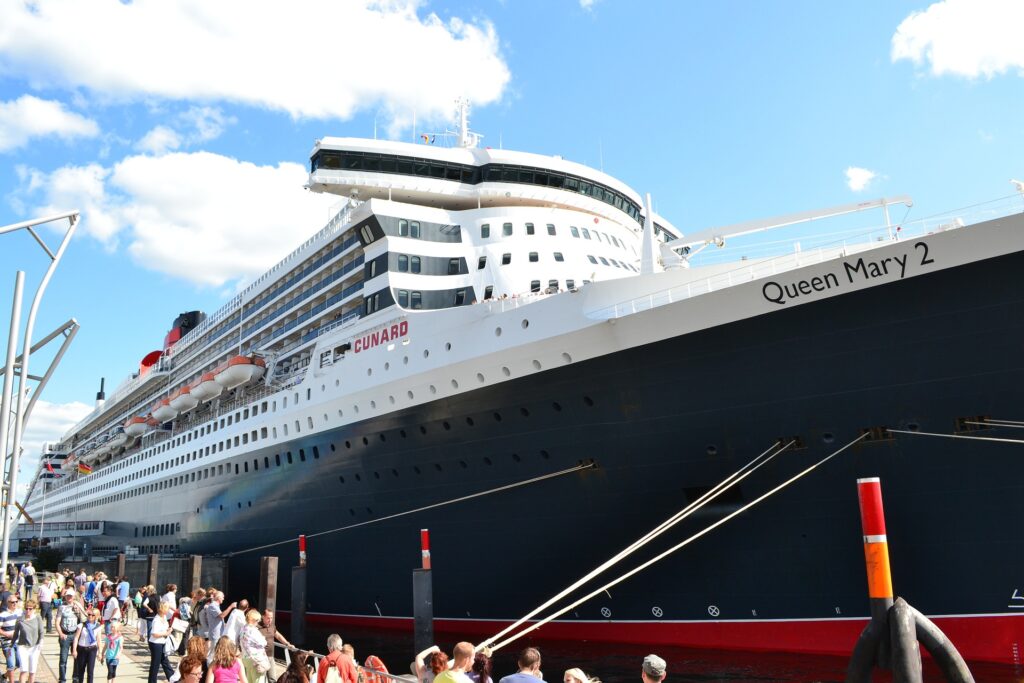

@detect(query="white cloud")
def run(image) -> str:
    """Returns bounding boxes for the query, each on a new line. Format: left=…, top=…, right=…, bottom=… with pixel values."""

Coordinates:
left=846, top=166, right=877, bottom=192
left=181, top=106, right=235, bottom=143
left=892, top=0, right=1024, bottom=78
left=19, top=151, right=338, bottom=287
left=0, top=95, right=99, bottom=152
left=15, top=399, right=92, bottom=490
left=0, top=0, right=510, bottom=131
left=135, top=125, right=182, bottom=155
left=580, top=0, right=597, bottom=9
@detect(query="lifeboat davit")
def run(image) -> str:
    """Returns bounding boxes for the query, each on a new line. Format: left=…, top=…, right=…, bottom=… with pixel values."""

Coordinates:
left=152, top=398, right=178, bottom=422
left=124, top=416, right=148, bottom=437
left=214, top=356, right=266, bottom=390
left=191, top=372, right=222, bottom=401
left=169, top=385, right=199, bottom=413
left=146, top=416, right=161, bottom=429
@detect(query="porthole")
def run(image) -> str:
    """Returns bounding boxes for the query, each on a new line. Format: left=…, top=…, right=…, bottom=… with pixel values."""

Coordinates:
left=400, top=430, right=407, bottom=438
left=392, top=469, right=399, bottom=477
left=532, top=360, right=542, bottom=370
left=540, top=449, right=550, bottom=459
left=443, top=421, right=451, bottom=431
left=339, top=475, right=345, bottom=484
left=434, top=463, right=443, bottom=472
left=355, top=473, right=362, bottom=481
left=476, top=373, right=485, bottom=383
left=384, top=362, right=390, bottom=371
left=466, top=417, right=474, bottom=426
left=429, top=385, right=437, bottom=394
left=520, top=408, right=530, bottom=417
left=367, top=368, right=372, bottom=376
left=379, top=433, right=386, bottom=442
left=329, top=444, right=336, bottom=452
left=451, top=379, right=459, bottom=389
left=374, top=471, right=381, bottom=479
left=414, top=466, right=422, bottom=474
left=370, top=400, right=376, bottom=409
left=512, top=453, right=521, bottom=462
left=407, top=390, right=414, bottom=399
left=354, top=405, right=360, bottom=414
left=562, top=352, right=572, bottom=363
left=907, top=422, right=920, bottom=432
left=495, top=327, right=502, bottom=337
left=521, top=319, right=530, bottom=329
left=338, top=409, right=343, bottom=417
left=552, top=402, right=562, bottom=411
left=459, top=460, right=468, bottom=469
left=494, top=412, right=503, bottom=422
left=423, top=350, right=430, bottom=358
left=822, top=432, right=835, bottom=444
left=362, top=437, right=369, bottom=446
left=366, top=507, right=372, bottom=515
left=483, top=457, right=492, bottom=465
left=420, top=425, right=427, bottom=435
left=502, top=366, right=511, bottom=377
left=403, top=356, right=409, bottom=365
left=389, top=395, right=395, bottom=404
left=321, top=384, right=325, bottom=392
left=349, top=509, right=356, bottom=516
left=706, top=445, right=718, bottom=456
left=445, top=342, right=452, bottom=351
left=335, top=379, right=340, bottom=387
left=583, top=396, right=594, bottom=407
left=345, top=440, right=351, bottom=449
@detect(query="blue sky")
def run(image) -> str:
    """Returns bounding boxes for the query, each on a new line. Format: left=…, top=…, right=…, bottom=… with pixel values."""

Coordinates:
left=1, top=0, right=1022, bottom=487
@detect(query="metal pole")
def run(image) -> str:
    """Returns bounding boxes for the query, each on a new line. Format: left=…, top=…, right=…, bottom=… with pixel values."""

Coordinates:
left=0, top=272, right=25, bottom=577
left=1, top=214, right=78, bottom=579
left=413, top=529, right=434, bottom=658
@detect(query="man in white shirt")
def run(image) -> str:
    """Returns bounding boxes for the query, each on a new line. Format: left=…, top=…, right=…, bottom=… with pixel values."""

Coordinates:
left=36, top=575, right=57, bottom=633
left=222, top=598, right=248, bottom=644
left=19, top=565, right=33, bottom=601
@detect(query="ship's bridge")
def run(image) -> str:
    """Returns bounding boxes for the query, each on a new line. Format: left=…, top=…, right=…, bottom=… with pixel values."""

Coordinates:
left=308, top=138, right=645, bottom=228
left=14, top=520, right=104, bottom=540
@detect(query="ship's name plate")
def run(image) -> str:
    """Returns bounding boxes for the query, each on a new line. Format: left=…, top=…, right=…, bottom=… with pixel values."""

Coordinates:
left=354, top=320, right=409, bottom=353
left=761, top=241, right=934, bottom=306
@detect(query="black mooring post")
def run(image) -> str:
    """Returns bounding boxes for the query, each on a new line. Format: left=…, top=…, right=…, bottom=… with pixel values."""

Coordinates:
left=890, top=598, right=923, bottom=683
left=291, top=565, right=306, bottom=646
left=413, top=529, right=434, bottom=658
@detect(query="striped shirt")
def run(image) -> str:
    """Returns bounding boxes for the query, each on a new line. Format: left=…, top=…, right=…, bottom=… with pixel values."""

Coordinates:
left=0, top=609, right=21, bottom=644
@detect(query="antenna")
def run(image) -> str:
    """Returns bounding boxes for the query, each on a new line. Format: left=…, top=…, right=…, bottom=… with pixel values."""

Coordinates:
left=454, top=98, right=481, bottom=148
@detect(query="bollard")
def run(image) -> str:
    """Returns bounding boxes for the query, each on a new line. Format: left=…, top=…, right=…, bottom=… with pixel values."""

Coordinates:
left=909, top=606, right=974, bottom=683
left=188, top=555, right=203, bottom=594
left=890, top=598, right=922, bottom=683
left=413, top=529, right=434, bottom=657
left=858, top=477, right=894, bottom=668
left=291, top=565, right=306, bottom=646
left=259, top=556, right=278, bottom=614
left=147, top=553, right=159, bottom=588
left=116, top=553, right=126, bottom=578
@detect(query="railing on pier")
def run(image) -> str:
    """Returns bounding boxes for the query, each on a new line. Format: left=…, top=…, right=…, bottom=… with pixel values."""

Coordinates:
left=273, top=642, right=414, bottom=683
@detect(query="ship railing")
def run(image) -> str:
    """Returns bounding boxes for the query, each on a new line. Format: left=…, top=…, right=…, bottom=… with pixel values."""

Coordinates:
left=589, top=193, right=1024, bottom=320
left=273, top=643, right=414, bottom=683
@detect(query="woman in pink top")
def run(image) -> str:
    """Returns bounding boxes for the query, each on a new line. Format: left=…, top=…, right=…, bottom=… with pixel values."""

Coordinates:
left=206, top=636, right=248, bottom=683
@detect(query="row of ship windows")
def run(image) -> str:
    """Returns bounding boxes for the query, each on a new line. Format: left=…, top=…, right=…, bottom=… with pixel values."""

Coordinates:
left=481, top=222, right=634, bottom=252
left=476, top=252, right=637, bottom=272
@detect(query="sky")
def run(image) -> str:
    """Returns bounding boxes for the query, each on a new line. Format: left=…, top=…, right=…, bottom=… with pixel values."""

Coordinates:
left=1, top=0, right=1023, bottom=494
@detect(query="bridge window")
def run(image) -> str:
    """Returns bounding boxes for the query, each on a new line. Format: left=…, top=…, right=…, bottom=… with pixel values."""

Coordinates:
left=481, top=224, right=490, bottom=238
left=529, top=252, right=538, bottom=263
left=526, top=223, right=535, bottom=235
left=477, top=256, right=486, bottom=270
left=399, top=220, right=409, bottom=237
left=397, top=289, right=409, bottom=307
left=554, top=252, right=564, bottom=262
left=398, top=254, right=409, bottom=272
left=503, top=223, right=513, bottom=237
left=410, top=221, right=421, bottom=239
left=411, top=256, right=421, bottom=274
left=570, top=226, right=580, bottom=238
left=547, top=224, right=556, bottom=235
left=448, top=258, right=460, bottom=275
left=411, top=291, right=422, bottom=309
left=501, top=253, right=511, bottom=265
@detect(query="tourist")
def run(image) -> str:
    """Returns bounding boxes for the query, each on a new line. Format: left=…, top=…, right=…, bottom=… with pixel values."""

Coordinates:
left=562, top=670, right=587, bottom=683
left=470, top=653, right=493, bottom=683
left=316, top=635, right=357, bottom=683
left=206, top=636, right=247, bottom=683
left=18, top=566, right=33, bottom=603
left=497, top=648, right=544, bottom=683
left=256, top=610, right=292, bottom=683
left=101, top=585, right=121, bottom=635
left=175, top=655, right=205, bottom=683
left=434, top=643, right=474, bottom=683
left=101, top=621, right=123, bottom=683
left=414, top=646, right=442, bottom=683
left=176, top=594, right=196, bottom=656
left=275, top=650, right=310, bottom=683
left=161, top=585, right=178, bottom=609
left=173, top=637, right=210, bottom=682
left=640, top=656, right=665, bottom=683
left=72, top=609, right=103, bottom=683
left=202, top=593, right=238, bottom=648
left=56, top=589, right=83, bottom=683
left=140, top=586, right=160, bottom=641
left=0, top=595, right=21, bottom=683
left=223, top=599, right=248, bottom=645
left=191, top=590, right=211, bottom=640
left=148, top=602, right=175, bottom=683
left=84, top=576, right=98, bottom=608
left=74, top=571, right=86, bottom=595
left=34, top=576, right=54, bottom=635
left=238, top=610, right=270, bottom=683
left=13, top=599, right=43, bottom=683
left=116, top=577, right=130, bottom=607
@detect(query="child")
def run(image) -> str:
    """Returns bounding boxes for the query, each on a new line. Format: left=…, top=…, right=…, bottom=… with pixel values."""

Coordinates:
left=101, top=621, right=122, bottom=683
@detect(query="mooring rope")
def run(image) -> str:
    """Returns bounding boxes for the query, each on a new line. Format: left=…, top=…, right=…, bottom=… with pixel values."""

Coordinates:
left=966, top=419, right=1024, bottom=429
left=888, top=428, right=1024, bottom=445
left=475, top=439, right=792, bottom=652
left=486, top=432, right=868, bottom=653
left=226, top=461, right=595, bottom=557
left=983, top=418, right=1024, bottom=425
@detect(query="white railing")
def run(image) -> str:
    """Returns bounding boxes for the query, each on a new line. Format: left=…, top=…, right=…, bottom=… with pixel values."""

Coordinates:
left=590, top=194, right=1024, bottom=320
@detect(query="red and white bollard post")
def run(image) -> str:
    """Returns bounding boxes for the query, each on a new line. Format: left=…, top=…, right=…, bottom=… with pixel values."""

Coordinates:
left=413, top=528, right=434, bottom=657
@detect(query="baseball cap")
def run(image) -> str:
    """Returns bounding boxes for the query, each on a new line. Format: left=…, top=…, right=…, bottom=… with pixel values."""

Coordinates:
left=642, top=655, right=666, bottom=678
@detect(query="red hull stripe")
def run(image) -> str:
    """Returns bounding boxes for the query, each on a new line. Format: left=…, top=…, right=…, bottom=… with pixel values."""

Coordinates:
left=281, top=611, right=1024, bottom=665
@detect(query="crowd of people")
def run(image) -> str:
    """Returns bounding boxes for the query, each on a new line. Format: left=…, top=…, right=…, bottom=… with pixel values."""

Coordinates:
left=0, top=565, right=669, bottom=683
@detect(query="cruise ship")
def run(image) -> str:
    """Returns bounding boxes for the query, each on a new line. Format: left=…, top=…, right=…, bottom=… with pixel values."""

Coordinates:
left=19, top=103, right=1024, bottom=665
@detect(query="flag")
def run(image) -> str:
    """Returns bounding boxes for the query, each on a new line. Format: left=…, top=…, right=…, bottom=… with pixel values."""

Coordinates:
left=420, top=134, right=429, bottom=143
left=78, top=462, right=92, bottom=475
left=45, top=462, right=55, bottom=474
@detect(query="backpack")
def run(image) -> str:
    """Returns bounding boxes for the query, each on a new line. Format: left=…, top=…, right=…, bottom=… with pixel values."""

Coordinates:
left=324, top=660, right=344, bottom=683
left=189, top=598, right=208, bottom=630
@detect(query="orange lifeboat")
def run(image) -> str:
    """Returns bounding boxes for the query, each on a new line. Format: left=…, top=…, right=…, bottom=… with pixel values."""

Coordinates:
left=214, top=356, right=266, bottom=390
left=191, top=372, right=222, bottom=401
left=152, top=398, right=178, bottom=422
left=124, top=415, right=148, bottom=437
left=169, top=385, right=199, bottom=413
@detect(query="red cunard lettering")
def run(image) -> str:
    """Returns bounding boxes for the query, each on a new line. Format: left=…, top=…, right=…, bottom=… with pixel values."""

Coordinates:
left=353, top=320, right=409, bottom=353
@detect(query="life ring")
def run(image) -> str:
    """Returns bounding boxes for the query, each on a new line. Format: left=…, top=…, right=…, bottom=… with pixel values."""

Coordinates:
left=363, top=656, right=389, bottom=683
